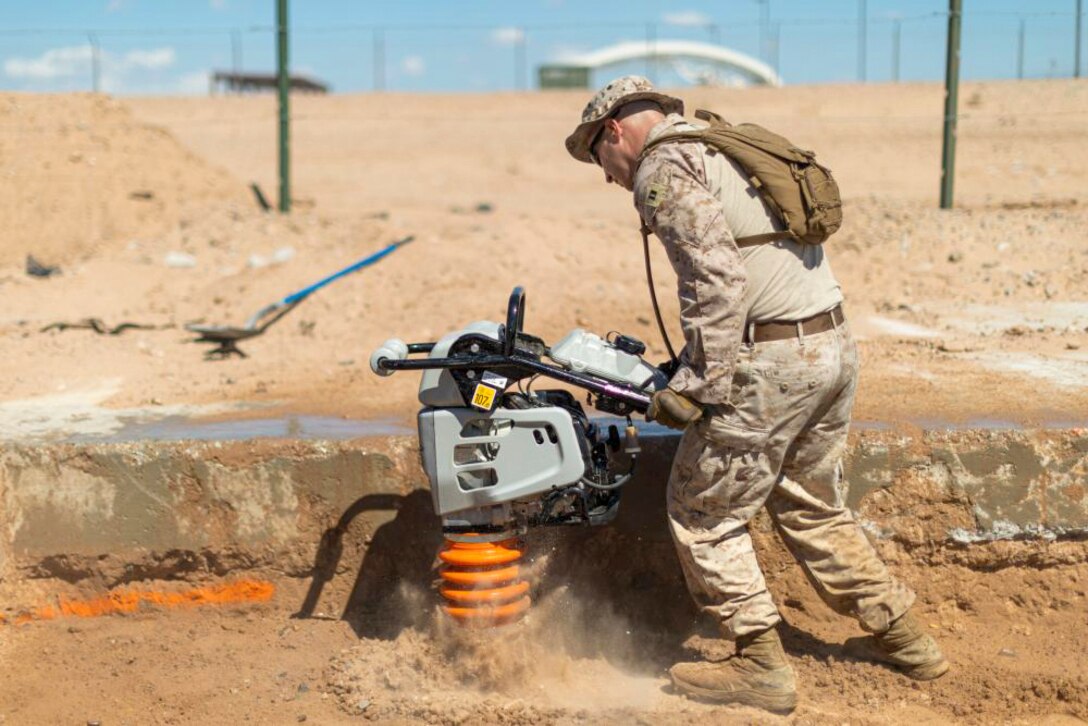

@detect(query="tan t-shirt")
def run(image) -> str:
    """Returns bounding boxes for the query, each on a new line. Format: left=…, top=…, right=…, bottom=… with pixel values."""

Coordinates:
left=653, top=114, right=842, bottom=322
left=633, top=114, right=844, bottom=404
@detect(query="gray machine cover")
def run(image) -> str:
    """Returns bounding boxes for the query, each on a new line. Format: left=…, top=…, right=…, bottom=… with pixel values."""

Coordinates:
left=418, top=406, right=586, bottom=516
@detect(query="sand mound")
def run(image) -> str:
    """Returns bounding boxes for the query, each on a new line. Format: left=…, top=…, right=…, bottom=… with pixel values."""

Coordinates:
left=0, top=92, right=247, bottom=268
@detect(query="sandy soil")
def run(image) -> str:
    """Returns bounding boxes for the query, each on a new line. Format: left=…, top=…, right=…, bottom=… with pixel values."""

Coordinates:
left=1, top=522, right=1085, bottom=725
left=0, top=80, right=1086, bottom=441
left=1, top=80, right=1087, bottom=724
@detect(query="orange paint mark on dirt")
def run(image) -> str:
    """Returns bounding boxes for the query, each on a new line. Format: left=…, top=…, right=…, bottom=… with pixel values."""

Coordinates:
left=2, top=580, right=275, bottom=625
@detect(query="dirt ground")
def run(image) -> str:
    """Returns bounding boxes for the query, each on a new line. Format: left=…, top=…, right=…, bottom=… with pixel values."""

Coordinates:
left=1, top=79, right=1087, bottom=723
left=1, top=521, right=1085, bottom=725
left=0, top=80, right=1086, bottom=439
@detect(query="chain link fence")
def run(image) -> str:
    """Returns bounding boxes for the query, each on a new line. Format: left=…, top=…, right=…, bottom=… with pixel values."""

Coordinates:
left=0, top=9, right=1083, bottom=96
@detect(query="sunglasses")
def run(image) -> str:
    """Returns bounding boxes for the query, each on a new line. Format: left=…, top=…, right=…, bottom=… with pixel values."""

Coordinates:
left=588, top=117, right=612, bottom=167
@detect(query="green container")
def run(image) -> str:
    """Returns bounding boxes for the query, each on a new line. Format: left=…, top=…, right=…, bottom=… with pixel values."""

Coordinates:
left=538, top=65, right=590, bottom=89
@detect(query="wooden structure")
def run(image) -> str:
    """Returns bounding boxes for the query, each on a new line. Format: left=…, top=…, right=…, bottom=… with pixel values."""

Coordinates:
left=211, top=71, right=329, bottom=95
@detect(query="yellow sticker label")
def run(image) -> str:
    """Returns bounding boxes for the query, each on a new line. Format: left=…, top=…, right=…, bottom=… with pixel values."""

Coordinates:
left=644, top=182, right=667, bottom=208
left=471, top=383, right=497, bottom=411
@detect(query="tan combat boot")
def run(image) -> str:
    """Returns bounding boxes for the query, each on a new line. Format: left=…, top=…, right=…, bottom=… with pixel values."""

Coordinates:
left=669, top=626, right=797, bottom=714
left=848, top=612, right=949, bottom=681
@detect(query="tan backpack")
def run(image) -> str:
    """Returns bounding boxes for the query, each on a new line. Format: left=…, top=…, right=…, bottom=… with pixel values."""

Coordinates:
left=639, top=109, right=842, bottom=245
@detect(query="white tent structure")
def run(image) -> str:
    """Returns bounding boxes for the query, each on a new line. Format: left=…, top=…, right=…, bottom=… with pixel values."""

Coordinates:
left=551, top=40, right=782, bottom=88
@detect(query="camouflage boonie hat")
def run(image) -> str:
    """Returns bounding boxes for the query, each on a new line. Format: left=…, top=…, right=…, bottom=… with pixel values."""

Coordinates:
left=565, top=75, right=684, bottom=164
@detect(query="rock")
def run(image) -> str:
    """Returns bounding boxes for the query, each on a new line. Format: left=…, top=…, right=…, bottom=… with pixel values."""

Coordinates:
left=938, top=340, right=979, bottom=353
left=164, top=251, right=197, bottom=268
left=273, top=246, right=296, bottom=264
left=247, top=254, right=270, bottom=269
left=947, top=251, right=964, bottom=263
left=26, top=255, right=61, bottom=278
left=998, top=648, right=1018, bottom=657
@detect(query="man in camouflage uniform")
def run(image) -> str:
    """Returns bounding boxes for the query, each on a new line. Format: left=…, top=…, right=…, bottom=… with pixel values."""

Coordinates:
left=566, top=76, right=948, bottom=713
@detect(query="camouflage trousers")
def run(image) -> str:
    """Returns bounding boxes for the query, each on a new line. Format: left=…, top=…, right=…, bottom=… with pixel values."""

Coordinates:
left=667, top=321, right=915, bottom=638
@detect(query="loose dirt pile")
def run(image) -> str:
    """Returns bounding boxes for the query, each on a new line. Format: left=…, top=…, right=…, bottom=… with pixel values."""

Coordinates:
left=0, top=93, right=246, bottom=268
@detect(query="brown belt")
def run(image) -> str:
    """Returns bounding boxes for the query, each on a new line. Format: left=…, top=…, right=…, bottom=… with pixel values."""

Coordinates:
left=744, top=305, right=845, bottom=344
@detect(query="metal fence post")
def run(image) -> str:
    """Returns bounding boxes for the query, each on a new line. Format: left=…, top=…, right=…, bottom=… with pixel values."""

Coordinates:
left=645, top=22, right=656, bottom=83
left=771, top=23, right=781, bottom=75
left=1076, top=0, right=1083, bottom=78
left=707, top=23, right=721, bottom=46
left=277, top=0, right=290, bottom=213
left=757, top=0, right=769, bottom=62
left=88, top=33, right=101, bottom=93
left=940, top=0, right=962, bottom=210
left=892, top=19, right=901, bottom=82
left=858, top=0, right=867, bottom=82
left=1018, top=18, right=1026, bottom=79
left=231, top=28, right=243, bottom=80
left=515, top=28, right=526, bottom=90
left=373, top=27, right=385, bottom=92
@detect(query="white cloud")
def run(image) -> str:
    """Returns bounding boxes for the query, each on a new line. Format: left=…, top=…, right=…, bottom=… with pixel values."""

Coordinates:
left=4, top=46, right=94, bottom=80
left=663, top=11, right=712, bottom=27
left=4, top=44, right=184, bottom=94
left=491, top=27, right=525, bottom=46
left=106, top=0, right=128, bottom=13
left=210, top=0, right=228, bottom=9
left=401, top=55, right=425, bottom=77
left=4, top=45, right=178, bottom=81
left=123, top=48, right=176, bottom=70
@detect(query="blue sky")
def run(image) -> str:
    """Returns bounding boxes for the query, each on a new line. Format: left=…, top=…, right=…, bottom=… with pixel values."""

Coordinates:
left=1, top=1, right=1083, bottom=94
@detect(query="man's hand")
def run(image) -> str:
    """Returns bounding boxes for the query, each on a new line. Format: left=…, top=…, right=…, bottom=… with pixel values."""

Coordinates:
left=647, top=389, right=704, bottom=430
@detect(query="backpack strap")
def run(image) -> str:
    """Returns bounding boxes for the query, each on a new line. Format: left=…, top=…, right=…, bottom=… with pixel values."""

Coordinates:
left=734, top=231, right=794, bottom=246
left=637, top=130, right=705, bottom=164
left=637, top=109, right=729, bottom=163
left=694, top=109, right=728, bottom=125
left=638, top=117, right=797, bottom=248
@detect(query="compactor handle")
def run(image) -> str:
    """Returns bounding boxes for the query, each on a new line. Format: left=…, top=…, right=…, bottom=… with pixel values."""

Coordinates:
left=503, top=286, right=526, bottom=357
left=370, top=338, right=408, bottom=376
